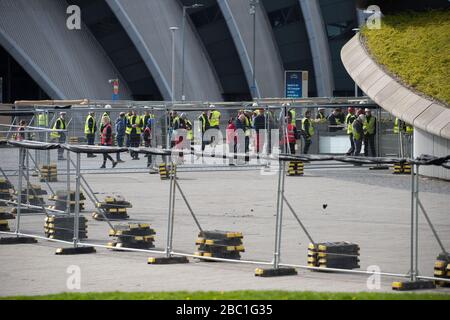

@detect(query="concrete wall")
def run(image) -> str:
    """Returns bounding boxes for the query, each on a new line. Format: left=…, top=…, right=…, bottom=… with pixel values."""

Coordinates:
left=414, top=128, right=450, bottom=181
left=0, top=0, right=131, bottom=100
left=341, top=34, right=450, bottom=180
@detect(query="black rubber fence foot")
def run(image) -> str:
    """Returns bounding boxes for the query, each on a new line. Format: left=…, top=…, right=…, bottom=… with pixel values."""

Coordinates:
left=255, top=267, right=298, bottom=277
left=392, top=280, right=436, bottom=291
left=147, top=256, right=189, bottom=265
left=55, top=246, right=96, bottom=255
left=0, top=237, right=38, bottom=245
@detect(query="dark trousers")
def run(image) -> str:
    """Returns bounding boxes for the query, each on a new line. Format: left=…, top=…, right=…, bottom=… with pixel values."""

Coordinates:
left=116, top=135, right=124, bottom=160
left=353, top=139, right=362, bottom=156
left=289, top=142, right=296, bottom=155
left=364, top=134, right=376, bottom=157
left=102, top=152, right=114, bottom=165
left=347, top=134, right=355, bottom=155
left=130, top=134, right=140, bottom=158
left=86, top=134, right=95, bottom=157
left=245, top=136, right=250, bottom=162
left=58, top=135, right=65, bottom=158
left=303, top=138, right=311, bottom=154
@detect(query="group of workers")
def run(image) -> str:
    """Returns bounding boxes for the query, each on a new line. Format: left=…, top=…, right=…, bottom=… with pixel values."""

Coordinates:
left=14, top=104, right=413, bottom=169
left=83, top=106, right=155, bottom=168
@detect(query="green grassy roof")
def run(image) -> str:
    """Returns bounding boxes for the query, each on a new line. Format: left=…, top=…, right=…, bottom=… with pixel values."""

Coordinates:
left=362, top=10, right=450, bottom=106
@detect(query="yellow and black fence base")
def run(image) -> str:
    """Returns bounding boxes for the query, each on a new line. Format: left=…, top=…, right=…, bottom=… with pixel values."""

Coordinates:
left=147, top=256, right=189, bottom=265
left=55, top=246, right=96, bottom=255
left=94, top=195, right=132, bottom=221
left=0, top=236, right=38, bottom=245
left=159, top=163, right=175, bottom=180
left=434, top=252, right=450, bottom=287
left=12, top=184, right=47, bottom=214
left=39, top=164, right=57, bottom=182
left=286, top=161, right=304, bottom=176
left=393, top=162, right=412, bottom=175
left=48, top=190, right=86, bottom=213
left=194, top=230, right=244, bottom=261
left=108, top=223, right=155, bottom=250
left=308, top=242, right=360, bottom=270
left=255, top=267, right=298, bottom=277
left=45, top=215, right=88, bottom=242
left=392, top=280, right=436, bottom=291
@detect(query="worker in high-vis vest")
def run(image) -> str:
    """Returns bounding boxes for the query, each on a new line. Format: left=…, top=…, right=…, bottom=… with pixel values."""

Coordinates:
left=51, top=112, right=67, bottom=160
left=125, top=108, right=133, bottom=147
left=301, top=110, right=314, bottom=154
left=394, top=117, right=413, bottom=158
left=85, top=111, right=97, bottom=158
left=198, top=111, right=210, bottom=155
left=352, top=113, right=365, bottom=156
left=289, top=108, right=296, bottom=126
left=171, top=112, right=180, bottom=149
left=186, top=118, right=194, bottom=161
left=316, top=108, right=327, bottom=123
left=208, top=105, right=221, bottom=152
left=394, top=118, right=413, bottom=135
left=363, top=108, right=377, bottom=157
left=36, top=111, right=49, bottom=142
left=126, top=110, right=141, bottom=160
left=345, top=107, right=357, bottom=155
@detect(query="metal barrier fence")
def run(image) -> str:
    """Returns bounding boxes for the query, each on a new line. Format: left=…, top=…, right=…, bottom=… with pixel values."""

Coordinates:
left=0, top=139, right=449, bottom=289
left=0, top=98, right=413, bottom=172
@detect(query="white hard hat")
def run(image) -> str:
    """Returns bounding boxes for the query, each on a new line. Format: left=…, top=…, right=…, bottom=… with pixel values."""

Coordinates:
left=252, top=102, right=258, bottom=108
left=209, top=104, right=215, bottom=109
left=105, top=104, right=112, bottom=109
left=365, top=108, right=371, bottom=112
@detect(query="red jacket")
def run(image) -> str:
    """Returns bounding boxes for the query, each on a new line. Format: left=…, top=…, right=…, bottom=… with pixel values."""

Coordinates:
left=101, top=123, right=113, bottom=146
left=226, top=123, right=237, bottom=144
left=280, top=124, right=296, bottom=145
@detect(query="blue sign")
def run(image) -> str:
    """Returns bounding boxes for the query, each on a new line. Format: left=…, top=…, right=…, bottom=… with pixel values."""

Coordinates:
left=285, top=71, right=302, bottom=98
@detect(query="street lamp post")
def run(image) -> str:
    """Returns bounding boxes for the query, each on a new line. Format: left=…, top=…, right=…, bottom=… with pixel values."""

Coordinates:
left=249, top=0, right=258, bottom=99
left=181, top=3, right=204, bottom=102
left=169, top=27, right=179, bottom=103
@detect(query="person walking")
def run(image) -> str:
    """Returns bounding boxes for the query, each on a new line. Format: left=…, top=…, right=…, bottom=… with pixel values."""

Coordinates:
left=85, top=111, right=97, bottom=158
left=253, top=108, right=266, bottom=157
left=345, top=107, right=357, bottom=155
left=301, top=110, right=314, bottom=154
left=226, top=117, right=237, bottom=165
left=281, top=115, right=298, bottom=155
left=363, top=108, right=377, bottom=157
left=198, top=111, right=210, bottom=156
left=51, top=112, right=67, bottom=160
left=142, top=116, right=153, bottom=167
left=235, top=114, right=247, bottom=164
left=115, top=112, right=126, bottom=163
left=100, top=116, right=118, bottom=169
left=352, top=113, right=365, bottom=157
left=208, top=105, right=221, bottom=151
left=126, top=110, right=141, bottom=160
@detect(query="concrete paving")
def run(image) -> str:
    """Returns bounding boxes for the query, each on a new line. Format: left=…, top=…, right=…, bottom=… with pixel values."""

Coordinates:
left=0, top=148, right=449, bottom=297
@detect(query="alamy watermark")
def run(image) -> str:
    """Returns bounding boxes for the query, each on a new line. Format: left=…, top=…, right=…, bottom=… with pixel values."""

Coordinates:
left=66, top=265, right=81, bottom=290
left=66, top=5, right=81, bottom=30
left=366, top=265, right=381, bottom=290
left=365, top=5, right=382, bottom=30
